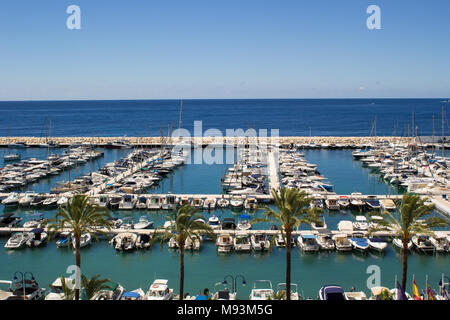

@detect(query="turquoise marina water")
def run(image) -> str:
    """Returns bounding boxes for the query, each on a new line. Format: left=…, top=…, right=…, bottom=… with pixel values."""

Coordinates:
left=0, top=147, right=448, bottom=299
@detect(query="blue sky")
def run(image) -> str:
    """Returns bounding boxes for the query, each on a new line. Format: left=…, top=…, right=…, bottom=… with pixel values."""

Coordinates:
left=0, top=0, right=449, bottom=100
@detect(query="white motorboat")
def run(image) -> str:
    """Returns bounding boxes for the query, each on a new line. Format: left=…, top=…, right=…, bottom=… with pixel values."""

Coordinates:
left=311, top=218, right=327, bottom=231
left=134, top=215, right=153, bottom=230
left=251, top=232, right=270, bottom=252
left=26, top=228, right=48, bottom=247
left=203, top=198, right=217, bottom=210
left=216, top=233, right=234, bottom=253
left=56, top=232, right=71, bottom=248
left=190, top=198, right=204, bottom=208
left=353, top=216, right=369, bottom=231
left=333, top=234, right=353, bottom=252
left=217, top=197, right=229, bottom=208
left=119, top=194, right=137, bottom=210
left=72, top=233, right=92, bottom=249
left=57, top=196, right=69, bottom=206
left=349, top=237, right=369, bottom=252
left=179, top=196, right=190, bottom=206
left=120, top=289, right=146, bottom=300
left=4, top=232, right=32, bottom=249
left=337, top=220, right=353, bottom=233
left=244, top=196, right=258, bottom=210
left=23, top=213, right=44, bottom=228
left=19, top=193, right=36, bottom=207
left=45, top=277, right=75, bottom=300
left=367, top=237, right=388, bottom=252
left=147, top=195, right=162, bottom=210
left=135, top=196, right=148, bottom=209
left=2, top=193, right=19, bottom=207
left=249, top=280, right=274, bottom=300
left=380, top=198, right=396, bottom=211
left=233, top=232, right=252, bottom=252
left=6, top=272, right=45, bottom=300
left=3, top=153, right=21, bottom=161
left=276, top=283, right=300, bottom=300
left=237, top=214, right=252, bottom=231
left=392, top=238, right=413, bottom=250
left=43, top=197, right=58, bottom=208
left=350, top=193, right=365, bottom=208
left=275, top=233, right=296, bottom=248
left=145, top=279, right=174, bottom=300
left=337, top=196, right=350, bottom=209
left=344, top=291, right=367, bottom=300
left=319, top=285, right=347, bottom=300
left=185, top=236, right=201, bottom=251
left=325, top=197, right=340, bottom=210
left=368, top=215, right=384, bottom=229
left=316, top=232, right=335, bottom=250
left=161, top=194, right=177, bottom=210
left=91, top=282, right=125, bottom=300
left=230, top=196, right=244, bottom=208
left=297, top=234, right=320, bottom=252
left=168, top=236, right=179, bottom=249
left=207, top=215, right=221, bottom=230
left=95, top=195, right=109, bottom=208
left=411, top=235, right=435, bottom=253
left=110, top=232, right=137, bottom=251
left=429, top=235, right=449, bottom=253
left=136, top=234, right=151, bottom=249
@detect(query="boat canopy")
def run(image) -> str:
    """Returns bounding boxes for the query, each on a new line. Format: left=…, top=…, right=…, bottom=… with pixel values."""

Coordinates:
left=239, top=214, right=250, bottom=220
left=302, top=234, right=317, bottom=239
left=30, top=228, right=44, bottom=233
left=122, top=291, right=140, bottom=298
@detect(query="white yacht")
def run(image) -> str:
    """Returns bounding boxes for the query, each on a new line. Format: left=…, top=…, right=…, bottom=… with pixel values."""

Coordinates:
left=276, top=283, right=300, bottom=300
left=230, top=196, right=244, bottom=208
left=19, top=192, right=36, bottom=207
left=316, top=232, right=335, bottom=250
left=4, top=232, right=32, bottom=249
left=145, top=279, right=174, bottom=300
left=217, top=197, right=229, bottom=208
left=134, top=216, right=153, bottom=229
left=249, top=280, right=274, bottom=300
left=216, top=233, right=234, bottom=253
left=311, top=218, right=327, bottom=231
left=333, top=234, right=353, bottom=252
left=233, top=232, right=252, bottom=252
left=2, top=193, right=20, bottom=207
left=135, top=196, right=148, bottom=209
left=57, top=196, right=69, bottom=206
left=72, top=233, right=92, bottom=249
left=367, top=237, right=388, bottom=252
left=26, top=228, right=48, bottom=247
left=91, top=282, right=125, bottom=300
left=203, top=198, right=217, bottom=210
left=352, top=216, right=369, bottom=231
left=23, top=213, right=44, bottom=228
left=411, top=235, right=435, bottom=253
left=251, top=233, right=270, bottom=252
left=161, top=194, right=177, bottom=210
left=237, top=214, right=252, bottom=231
left=325, top=197, right=340, bottom=210
left=207, top=215, right=221, bottom=230
left=118, top=194, right=137, bottom=210
left=190, top=198, right=204, bottom=208
left=297, top=234, right=320, bottom=252
left=429, top=235, right=449, bottom=252
left=147, top=195, right=162, bottom=210
left=110, top=232, right=137, bottom=251
left=392, top=238, right=413, bottom=250
left=244, top=196, right=258, bottom=210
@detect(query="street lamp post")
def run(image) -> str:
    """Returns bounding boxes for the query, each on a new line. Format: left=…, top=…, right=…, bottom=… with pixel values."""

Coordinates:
left=223, top=274, right=246, bottom=296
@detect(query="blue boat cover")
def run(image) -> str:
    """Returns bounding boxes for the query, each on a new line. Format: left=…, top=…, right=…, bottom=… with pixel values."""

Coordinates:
left=239, top=215, right=250, bottom=219
left=122, top=292, right=140, bottom=298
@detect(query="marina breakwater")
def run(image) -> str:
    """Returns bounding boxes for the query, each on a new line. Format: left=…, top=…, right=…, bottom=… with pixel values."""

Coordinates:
left=0, top=136, right=417, bottom=147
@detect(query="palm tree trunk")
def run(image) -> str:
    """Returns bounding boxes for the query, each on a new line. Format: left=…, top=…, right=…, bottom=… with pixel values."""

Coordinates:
left=286, top=231, right=291, bottom=301
left=401, top=238, right=408, bottom=292
left=75, top=233, right=81, bottom=300
left=179, top=244, right=185, bottom=300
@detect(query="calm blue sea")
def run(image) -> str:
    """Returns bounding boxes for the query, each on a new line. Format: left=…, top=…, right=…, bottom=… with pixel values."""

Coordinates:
left=0, top=99, right=449, bottom=137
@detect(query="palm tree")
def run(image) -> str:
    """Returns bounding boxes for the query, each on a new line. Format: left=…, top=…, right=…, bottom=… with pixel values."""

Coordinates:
left=254, top=188, right=322, bottom=300
left=81, top=274, right=112, bottom=300
left=367, top=193, right=448, bottom=292
left=52, top=274, right=75, bottom=300
left=151, top=205, right=215, bottom=300
left=47, top=194, right=112, bottom=300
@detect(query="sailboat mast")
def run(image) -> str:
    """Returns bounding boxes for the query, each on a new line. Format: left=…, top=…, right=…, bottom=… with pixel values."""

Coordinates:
left=432, top=114, right=435, bottom=155
left=442, top=106, right=445, bottom=157
left=178, top=100, right=183, bottom=130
